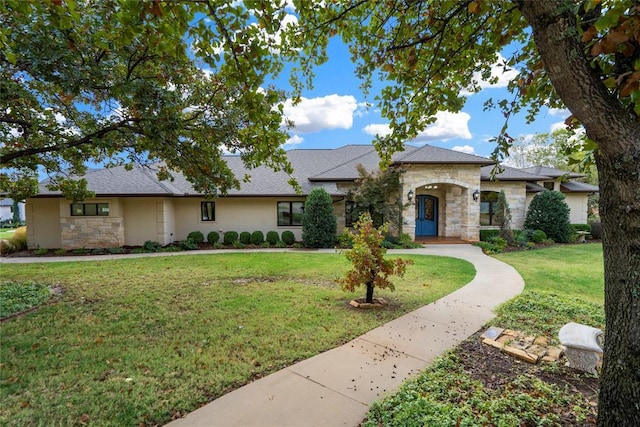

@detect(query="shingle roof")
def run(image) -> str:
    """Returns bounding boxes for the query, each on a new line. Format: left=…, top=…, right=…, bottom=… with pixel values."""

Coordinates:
left=522, top=165, right=585, bottom=179
left=393, top=144, right=494, bottom=165
left=526, top=182, right=547, bottom=193
left=481, top=165, right=549, bottom=181
left=560, top=181, right=599, bottom=193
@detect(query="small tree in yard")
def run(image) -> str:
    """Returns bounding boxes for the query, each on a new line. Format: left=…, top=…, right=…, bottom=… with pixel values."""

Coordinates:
left=493, top=190, right=512, bottom=241
left=525, top=191, right=572, bottom=243
left=340, top=213, right=412, bottom=304
left=302, top=188, right=337, bottom=248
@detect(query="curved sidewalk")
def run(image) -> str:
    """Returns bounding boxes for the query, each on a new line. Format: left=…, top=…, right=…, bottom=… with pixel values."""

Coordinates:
left=165, top=245, right=524, bottom=427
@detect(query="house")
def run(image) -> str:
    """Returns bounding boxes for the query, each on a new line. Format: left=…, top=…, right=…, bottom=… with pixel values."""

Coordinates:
left=25, top=144, right=598, bottom=249
left=0, top=198, right=25, bottom=225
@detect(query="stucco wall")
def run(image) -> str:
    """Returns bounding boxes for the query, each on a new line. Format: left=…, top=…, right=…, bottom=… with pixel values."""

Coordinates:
left=480, top=181, right=527, bottom=230
left=401, top=164, right=481, bottom=241
left=26, top=198, right=61, bottom=249
left=173, top=197, right=306, bottom=242
left=564, top=193, right=589, bottom=224
left=122, top=198, right=173, bottom=246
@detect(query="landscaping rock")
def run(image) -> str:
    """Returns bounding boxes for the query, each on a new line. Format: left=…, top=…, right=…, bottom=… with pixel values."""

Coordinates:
left=503, top=346, right=539, bottom=364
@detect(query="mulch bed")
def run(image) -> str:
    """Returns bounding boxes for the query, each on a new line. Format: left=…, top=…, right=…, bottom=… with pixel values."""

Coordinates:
left=458, top=334, right=599, bottom=426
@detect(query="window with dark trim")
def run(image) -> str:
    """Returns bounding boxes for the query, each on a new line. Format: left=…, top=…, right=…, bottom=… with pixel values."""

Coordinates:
left=479, top=191, right=499, bottom=226
left=277, top=202, right=304, bottom=226
left=543, top=181, right=554, bottom=190
left=345, top=201, right=356, bottom=227
left=70, top=203, right=109, bottom=216
left=201, top=201, right=215, bottom=221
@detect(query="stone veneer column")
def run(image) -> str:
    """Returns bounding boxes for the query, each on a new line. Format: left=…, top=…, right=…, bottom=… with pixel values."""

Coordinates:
left=60, top=217, right=125, bottom=249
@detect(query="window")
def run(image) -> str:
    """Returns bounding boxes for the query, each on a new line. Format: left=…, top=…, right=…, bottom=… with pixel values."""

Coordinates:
left=479, top=191, right=498, bottom=226
left=278, top=201, right=304, bottom=226
left=345, top=201, right=356, bottom=227
left=543, top=181, right=554, bottom=190
left=70, top=203, right=109, bottom=216
left=201, top=201, right=215, bottom=221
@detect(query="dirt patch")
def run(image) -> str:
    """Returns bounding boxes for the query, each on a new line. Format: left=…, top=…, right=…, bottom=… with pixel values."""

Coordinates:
left=458, top=334, right=599, bottom=425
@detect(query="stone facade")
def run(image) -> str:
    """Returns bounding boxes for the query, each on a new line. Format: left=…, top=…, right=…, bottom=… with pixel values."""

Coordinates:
left=401, top=164, right=481, bottom=241
left=480, top=181, right=527, bottom=230
left=60, top=217, right=124, bottom=249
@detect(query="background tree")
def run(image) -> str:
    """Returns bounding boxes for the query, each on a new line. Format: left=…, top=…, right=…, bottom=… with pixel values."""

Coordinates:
left=493, top=190, right=513, bottom=241
left=339, top=213, right=411, bottom=304
left=525, top=191, right=572, bottom=243
left=302, top=188, right=337, bottom=248
left=0, top=0, right=295, bottom=200
left=348, top=164, right=404, bottom=231
left=283, top=2, right=639, bottom=423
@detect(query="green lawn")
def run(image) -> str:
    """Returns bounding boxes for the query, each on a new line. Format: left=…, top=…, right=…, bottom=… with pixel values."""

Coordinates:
left=0, top=252, right=474, bottom=426
left=0, top=229, right=16, bottom=239
left=363, top=243, right=605, bottom=426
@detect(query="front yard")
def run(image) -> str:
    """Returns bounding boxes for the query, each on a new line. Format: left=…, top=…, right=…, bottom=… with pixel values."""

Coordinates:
left=0, top=252, right=474, bottom=426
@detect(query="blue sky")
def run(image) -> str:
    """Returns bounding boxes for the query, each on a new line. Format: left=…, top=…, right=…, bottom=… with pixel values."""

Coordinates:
left=274, top=36, right=570, bottom=159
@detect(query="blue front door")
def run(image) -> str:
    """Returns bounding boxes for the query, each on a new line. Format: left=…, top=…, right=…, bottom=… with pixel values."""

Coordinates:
left=416, top=195, right=438, bottom=236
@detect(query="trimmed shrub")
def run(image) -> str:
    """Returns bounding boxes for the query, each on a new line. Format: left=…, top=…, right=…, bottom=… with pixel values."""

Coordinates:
left=143, top=240, right=161, bottom=252
left=571, top=224, right=591, bottom=233
left=281, top=231, right=295, bottom=246
left=266, top=231, right=279, bottom=245
left=251, top=231, right=264, bottom=245
left=479, top=229, right=500, bottom=241
left=207, top=231, right=220, bottom=244
left=302, top=188, right=337, bottom=248
left=187, top=231, right=204, bottom=244
left=524, top=191, right=572, bottom=243
left=337, top=230, right=354, bottom=248
left=223, top=231, right=239, bottom=245
left=239, top=231, right=251, bottom=245
left=531, top=229, right=547, bottom=244
left=179, top=239, right=198, bottom=250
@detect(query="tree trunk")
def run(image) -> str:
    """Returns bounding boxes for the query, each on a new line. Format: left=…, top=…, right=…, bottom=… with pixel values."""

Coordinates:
left=518, top=1, right=640, bottom=424
left=365, top=282, right=374, bottom=304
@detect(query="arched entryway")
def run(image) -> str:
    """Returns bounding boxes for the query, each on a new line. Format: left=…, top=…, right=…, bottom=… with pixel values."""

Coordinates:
left=415, top=195, right=438, bottom=237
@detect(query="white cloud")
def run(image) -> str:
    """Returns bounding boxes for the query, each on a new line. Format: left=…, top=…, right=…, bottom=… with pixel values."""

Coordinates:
left=452, top=145, right=475, bottom=154
left=362, top=123, right=391, bottom=137
left=462, top=54, right=519, bottom=95
left=550, top=121, right=566, bottom=133
left=283, top=94, right=358, bottom=133
left=283, top=134, right=304, bottom=148
left=414, top=111, right=472, bottom=142
left=548, top=107, right=570, bottom=117
left=362, top=111, right=472, bottom=142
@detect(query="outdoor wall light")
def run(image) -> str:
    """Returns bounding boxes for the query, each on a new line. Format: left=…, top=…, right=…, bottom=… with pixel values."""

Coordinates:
left=407, top=189, right=414, bottom=202
left=472, top=189, right=480, bottom=202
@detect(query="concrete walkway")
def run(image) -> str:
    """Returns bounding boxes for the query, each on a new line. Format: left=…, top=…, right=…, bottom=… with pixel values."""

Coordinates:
left=1, top=245, right=525, bottom=426
left=163, top=245, right=524, bottom=427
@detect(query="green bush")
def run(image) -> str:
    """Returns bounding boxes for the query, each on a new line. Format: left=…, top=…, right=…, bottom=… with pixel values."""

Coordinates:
left=281, top=231, right=295, bottom=246
left=223, top=231, right=239, bottom=245
left=33, top=248, right=48, bottom=256
left=531, top=229, right=547, bottom=243
left=266, top=231, right=279, bottom=245
left=72, top=248, right=88, bottom=255
left=479, top=229, right=500, bottom=241
left=239, top=231, right=251, bottom=245
left=179, top=239, right=198, bottom=250
left=302, top=188, right=337, bottom=248
left=207, top=231, right=220, bottom=244
left=54, top=248, right=67, bottom=255
left=524, top=191, right=571, bottom=243
left=488, top=236, right=508, bottom=250
left=107, top=247, right=125, bottom=254
left=251, top=231, right=264, bottom=245
left=590, top=221, right=602, bottom=239
left=143, top=240, right=161, bottom=252
left=233, top=240, right=245, bottom=249
left=571, top=224, right=591, bottom=233
left=90, top=248, right=105, bottom=255
left=337, top=230, right=354, bottom=248
left=275, top=240, right=287, bottom=248
left=187, top=231, right=204, bottom=244
left=159, top=245, right=183, bottom=252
